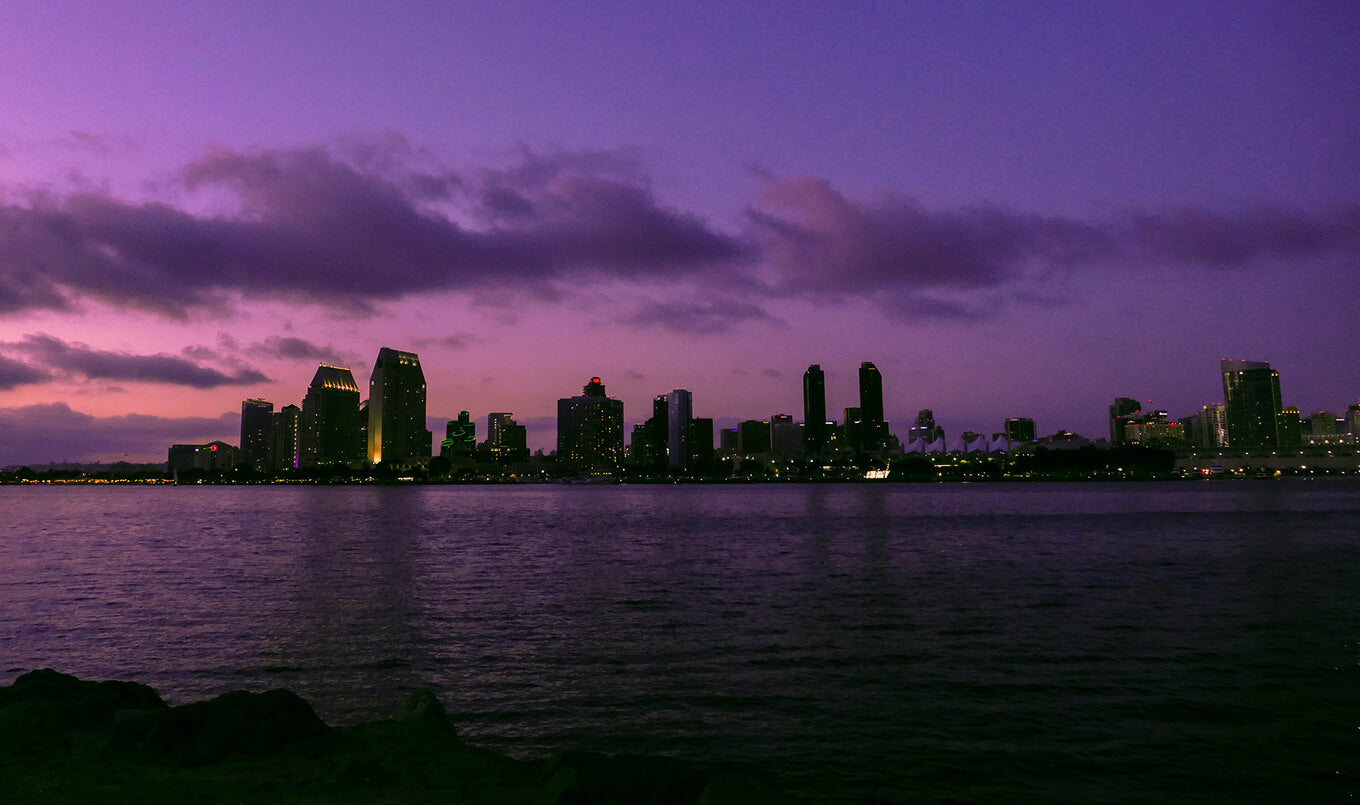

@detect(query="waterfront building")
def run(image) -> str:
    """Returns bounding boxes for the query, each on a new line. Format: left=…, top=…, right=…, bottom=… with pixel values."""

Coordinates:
left=269, top=404, right=300, bottom=471
left=688, top=417, right=715, bottom=471
left=557, top=377, right=625, bottom=475
left=1221, top=359, right=1282, bottom=446
left=1108, top=398, right=1142, bottom=445
left=908, top=409, right=945, bottom=445
left=1278, top=407, right=1302, bottom=447
left=301, top=365, right=362, bottom=466
left=803, top=365, right=828, bottom=455
left=738, top=419, right=772, bottom=456
left=770, top=414, right=802, bottom=458
left=858, top=362, right=888, bottom=451
left=367, top=347, right=431, bottom=466
left=240, top=399, right=273, bottom=469
left=167, top=441, right=240, bottom=473
left=1003, top=417, right=1036, bottom=443
left=667, top=389, right=693, bottom=469
left=440, top=411, right=476, bottom=458
left=485, top=413, right=528, bottom=463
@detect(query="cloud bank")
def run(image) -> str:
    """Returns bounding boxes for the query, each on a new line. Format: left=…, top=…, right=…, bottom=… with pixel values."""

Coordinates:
left=0, top=333, right=269, bottom=388
left=0, top=402, right=236, bottom=466
left=0, top=143, right=1355, bottom=333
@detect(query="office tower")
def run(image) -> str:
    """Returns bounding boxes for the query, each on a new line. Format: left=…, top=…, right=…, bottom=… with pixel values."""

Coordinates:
left=1278, top=407, right=1302, bottom=447
left=667, top=389, right=693, bottom=469
left=367, top=347, right=431, bottom=466
left=688, top=417, right=715, bottom=471
left=647, top=397, right=669, bottom=470
left=858, top=361, right=887, bottom=451
left=441, top=411, right=476, bottom=458
left=240, top=399, right=273, bottom=470
left=1003, top=417, right=1036, bottom=443
left=300, top=365, right=362, bottom=466
left=1307, top=411, right=1338, bottom=436
left=486, top=413, right=528, bottom=463
left=803, top=364, right=827, bottom=455
left=718, top=427, right=739, bottom=456
left=738, top=419, right=772, bottom=455
left=557, top=377, right=625, bottom=475
left=1348, top=403, right=1360, bottom=437
left=1221, top=359, right=1282, bottom=447
left=908, top=410, right=944, bottom=444
left=1108, top=398, right=1142, bottom=444
left=268, top=404, right=301, bottom=471
left=770, top=414, right=802, bottom=458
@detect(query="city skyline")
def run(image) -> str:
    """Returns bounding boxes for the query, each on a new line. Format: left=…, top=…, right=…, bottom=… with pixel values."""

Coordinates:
left=1, top=2, right=1357, bottom=465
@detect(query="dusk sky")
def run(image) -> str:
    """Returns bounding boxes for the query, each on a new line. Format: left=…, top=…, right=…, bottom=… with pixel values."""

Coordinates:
left=1, top=1, right=1358, bottom=465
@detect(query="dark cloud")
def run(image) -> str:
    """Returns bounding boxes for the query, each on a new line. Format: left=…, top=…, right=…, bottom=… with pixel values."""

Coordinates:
left=0, top=144, right=748, bottom=318
left=247, top=335, right=347, bottom=364
left=3, top=333, right=269, bottom=388
left=622, top=368, right=645, bottom=380
left=748, top=174, right=1360, bottom=318
left=623, top=299, right=780, bottom=335
left=761, top=369, right=782, bottom=378
left=0, top=354, right=50, bottom=390
left=412, top=333, right=478, bottom=351
left=0, top=402, right=235, bottom=466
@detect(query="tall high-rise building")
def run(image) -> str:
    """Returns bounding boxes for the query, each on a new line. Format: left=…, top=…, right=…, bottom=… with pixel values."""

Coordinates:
left=269, top=404, right=301, bottom=471
left=803, top=364, right=827, bottom=455
left=858, top=361, right=887, bottom=451
left=367, top=347, right=431, bottom=466
left=667, top=389, right=693, bottom=469
left=1003, top=417, right=1036, bottom=443
left=240, top=398, right=274, bottom=469
left=688, top=417, right=715, bottom=471
left=441, top=411, right=476, bottom=458
left=485, top=413, right=528, bottom=463
left=1348, top=403, right=1360, bottom=437
left=1108, top=398, right=1142, bottom=444
left=1221, top=359, right=1282, bottom=447
left=301, top=365, right=362, bottom=466
left=1278, top=407, right=1302, bottom=447
left=738, top=419, right=772, bottom=455
left=557, top=377, right=625, bottom=475
left=770, top=414, right=802, bottom=458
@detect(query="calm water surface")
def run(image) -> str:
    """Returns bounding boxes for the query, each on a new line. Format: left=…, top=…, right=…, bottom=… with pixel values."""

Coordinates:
left=2, top=482, right=1358, bottom=802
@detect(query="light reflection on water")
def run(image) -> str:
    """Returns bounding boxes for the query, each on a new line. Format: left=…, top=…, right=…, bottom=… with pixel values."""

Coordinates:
left=2, top=481, right=1359, bottom=802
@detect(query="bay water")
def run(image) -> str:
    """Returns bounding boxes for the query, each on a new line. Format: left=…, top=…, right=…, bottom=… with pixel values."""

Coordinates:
left=2, top=482, right=1357, bottom=801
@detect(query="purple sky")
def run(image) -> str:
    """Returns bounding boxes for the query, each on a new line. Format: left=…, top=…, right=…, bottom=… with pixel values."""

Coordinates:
left=1, top=1, right=1358, bottom=464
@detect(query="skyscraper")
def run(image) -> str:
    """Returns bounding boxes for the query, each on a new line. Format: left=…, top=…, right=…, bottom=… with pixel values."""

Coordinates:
left=557, top=377, right=625, bottom=475
left=440, top=411, right=476, bottom=458
left=301, top=365, right=362, bottom=466
left=1003, top=417, right=1036, bottom=443
left=858, top=361, right=887, bottom=452
left=1108, top=398, right=1142, bottom=444
left=1221, top=359, right=1282, bottom=447
left=667, top=389, right=692, bottom=470
left=269, top=404, right=301, bottom=471
left=486, top=413, right=528, bottom=463
left=803, top=364, right=827, bottom=455
left=240, top=398, right=274, bottom=469
left=367, top=347, right=431, bottom=466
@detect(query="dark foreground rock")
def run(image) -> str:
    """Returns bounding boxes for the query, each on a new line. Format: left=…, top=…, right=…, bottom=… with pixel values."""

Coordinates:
left=0, top=669, right=790, bottom=804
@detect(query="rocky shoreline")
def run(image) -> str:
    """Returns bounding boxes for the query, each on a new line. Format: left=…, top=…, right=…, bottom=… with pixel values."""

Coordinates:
left=0, top=669, right=788, bottom=803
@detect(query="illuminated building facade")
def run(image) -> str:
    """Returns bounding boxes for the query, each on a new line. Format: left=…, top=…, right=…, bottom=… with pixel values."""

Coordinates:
left=440, top=411, right=476, bottom=458
left=301, top=364, right=362, bottom=466
left=556, top=377, right=625, bottom=475
left=367, top=347, right=431, bottom=466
